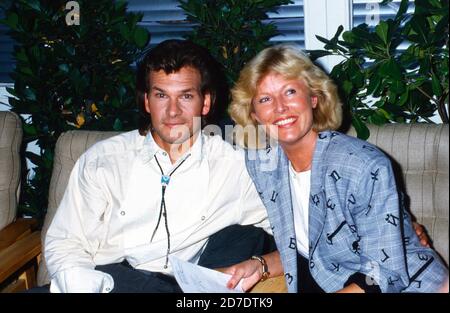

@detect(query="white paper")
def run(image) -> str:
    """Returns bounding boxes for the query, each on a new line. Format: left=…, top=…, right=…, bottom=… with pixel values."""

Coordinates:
left=169, top=256, right=244, bottom=293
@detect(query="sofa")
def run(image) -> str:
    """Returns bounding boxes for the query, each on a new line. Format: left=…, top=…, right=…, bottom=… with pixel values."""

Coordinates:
left=0, top=111, right=41, bottom=292
left=1, top=113, right=446, bottom=291
left=33, top=123, right=448, bottom=292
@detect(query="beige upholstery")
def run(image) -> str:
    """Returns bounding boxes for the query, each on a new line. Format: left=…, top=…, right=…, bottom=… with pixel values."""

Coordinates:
left=37, top=124, right=449, bottom=286
left=0, top=111, right=22, bottom=231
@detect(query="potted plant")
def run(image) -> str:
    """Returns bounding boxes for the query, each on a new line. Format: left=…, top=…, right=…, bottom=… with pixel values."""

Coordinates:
left=1, top=0, right=149, bottom=219
left=309, top=0, right=448, bottom=139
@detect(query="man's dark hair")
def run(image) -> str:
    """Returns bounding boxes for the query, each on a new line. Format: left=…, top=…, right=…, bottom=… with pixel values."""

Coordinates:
left=136, top=39, right=226, bottom=135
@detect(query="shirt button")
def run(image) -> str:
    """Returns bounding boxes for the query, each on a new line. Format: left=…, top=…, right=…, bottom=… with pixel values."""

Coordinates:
left=162, top=152, right=167, bottom=156
left=201, top=216, right=206, bottom=221
left=105, top=287, right=111, bottom=292
left=120, top=211, right=126, bottom=216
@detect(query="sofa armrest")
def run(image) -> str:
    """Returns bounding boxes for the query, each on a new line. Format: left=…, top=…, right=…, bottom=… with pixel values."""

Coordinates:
left=250, top=275, right=287, bottom=293
left=0, top=231, right=41, bottom=287
left=0, top=218, right=38, bottom=250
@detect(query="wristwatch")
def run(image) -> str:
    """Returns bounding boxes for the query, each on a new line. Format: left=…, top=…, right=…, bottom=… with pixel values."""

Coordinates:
left=251, top=255, right=270, bottom=282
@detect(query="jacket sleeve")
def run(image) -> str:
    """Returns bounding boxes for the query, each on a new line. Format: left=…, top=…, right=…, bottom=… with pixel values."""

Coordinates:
left=350, top=155, right=448, bottom=293
left=44, top=154, right=113, bottom=293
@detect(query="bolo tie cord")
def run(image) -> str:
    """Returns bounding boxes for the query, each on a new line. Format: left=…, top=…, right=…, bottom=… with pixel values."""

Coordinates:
left=151, top=153, right=191, bottom=268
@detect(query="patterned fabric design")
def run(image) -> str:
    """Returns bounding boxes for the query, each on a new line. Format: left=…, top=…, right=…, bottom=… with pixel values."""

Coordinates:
left=246, top=130, right=448, bottom=293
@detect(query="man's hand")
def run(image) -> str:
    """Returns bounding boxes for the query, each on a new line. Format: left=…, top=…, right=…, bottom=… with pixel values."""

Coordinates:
left=335, top=283, right=365, bottom=293
left=413, top=221, right=431, bottom=248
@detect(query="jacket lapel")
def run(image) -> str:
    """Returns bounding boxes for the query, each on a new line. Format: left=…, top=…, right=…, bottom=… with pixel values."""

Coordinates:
left=272, top=148, right=298, bottom=292
left=308, top=132, right=330, bottom=256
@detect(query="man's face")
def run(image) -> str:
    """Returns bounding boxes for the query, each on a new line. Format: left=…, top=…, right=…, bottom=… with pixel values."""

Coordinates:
left=145, top=66, right=211, bottom=151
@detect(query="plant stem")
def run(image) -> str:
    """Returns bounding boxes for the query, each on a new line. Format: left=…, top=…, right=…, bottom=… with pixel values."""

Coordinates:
left=416, top=86, right=438, bottom=105
left=437, top=94, right=449, bottom=123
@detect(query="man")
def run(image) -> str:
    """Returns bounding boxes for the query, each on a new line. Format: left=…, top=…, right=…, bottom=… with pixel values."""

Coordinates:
left=44, top=40, right=274, bottom=293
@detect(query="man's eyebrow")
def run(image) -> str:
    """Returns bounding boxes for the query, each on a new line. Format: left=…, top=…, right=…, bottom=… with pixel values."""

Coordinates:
left=151, top=86, right=165, bottom=92
left=180, top=88, right=196, bottom=93
left=152, top=86, right=198, bottom=93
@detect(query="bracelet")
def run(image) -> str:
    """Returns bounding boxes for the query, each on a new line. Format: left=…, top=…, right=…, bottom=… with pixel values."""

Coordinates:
left=251, top=255, right=270, bottom=282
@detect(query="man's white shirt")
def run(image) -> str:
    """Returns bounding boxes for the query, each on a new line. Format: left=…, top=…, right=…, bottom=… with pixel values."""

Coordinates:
left=45, top=130, right=270, bottom=293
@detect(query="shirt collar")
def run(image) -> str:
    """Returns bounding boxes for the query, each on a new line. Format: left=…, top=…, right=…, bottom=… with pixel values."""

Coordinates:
left=139, top=131, right=204, bottom=165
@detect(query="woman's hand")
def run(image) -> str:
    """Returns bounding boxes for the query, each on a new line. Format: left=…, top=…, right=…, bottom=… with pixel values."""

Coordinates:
left=218, top=251, right=283, bottom=292
left=219, top=258, right=262, bottom=292
left=413, top=221, right=431, bottom=247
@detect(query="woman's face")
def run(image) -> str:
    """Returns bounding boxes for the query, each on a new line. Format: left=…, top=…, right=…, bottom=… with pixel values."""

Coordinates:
left=251, top=72, right=318, bottom=148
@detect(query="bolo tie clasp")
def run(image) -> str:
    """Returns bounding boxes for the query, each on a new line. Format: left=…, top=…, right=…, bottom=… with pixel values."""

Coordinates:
left=161, top=175, right=171, bottom=186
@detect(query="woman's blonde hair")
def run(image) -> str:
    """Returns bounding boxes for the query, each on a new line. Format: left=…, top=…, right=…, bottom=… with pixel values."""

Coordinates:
left=229, top=44, right=342, bottom=148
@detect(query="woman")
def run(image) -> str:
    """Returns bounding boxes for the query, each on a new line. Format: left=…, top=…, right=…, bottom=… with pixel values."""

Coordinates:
left=225, top=44, right=448, bottom=293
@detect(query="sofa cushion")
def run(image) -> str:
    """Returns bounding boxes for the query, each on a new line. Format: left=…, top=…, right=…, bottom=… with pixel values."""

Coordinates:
left=0, top=111, right=22, bottom=231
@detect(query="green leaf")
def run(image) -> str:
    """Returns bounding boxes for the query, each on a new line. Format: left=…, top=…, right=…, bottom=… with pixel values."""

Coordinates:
left=342, top=80, right=353, bottom=96
left=351, top=116, right=370, bottom=140
left=113, top=118, right=123, bottom=131
left=390, top=80, right=406, bottom=94
left=65, top=45, right=76, bottom=56
left=24, top=87, right=36, bottom=101
left=58, top=64, right=69, bottom=73
left=366, top=74, right=382, bottom=95
left=118, top=85, right=127, bottom=99
left=23, top=123, right=38, bottom=136
left=395, top=0, right=409, bottom=21
left=331, top=25, right=344, bottom=44
left=15, top=49, right=28, bottom=62
left=350, top=24, right=372, bottom=42
left=119, top=24, right=131, bottom=41
left=6, top=87, right=16, bottom=97
left=379, top=59, right=402, bottom=80
left=4, top=12, right=19, bottom=30
left=348, top=59, right=364, bottom=87
left=375, top=21, right=389, bottom=44
left=133, top=27, right=149, bottom=48
left=115, top=0, right=128, bottom=11
left=307, top=50, right=332, bottom=61
left=25, top=0, right=41, bottom=11
left=398, top=90, right=409, bottom=106
left=315, top=35, right=332, bottom=45
left=431, top=74, right=442, bottom=96
left=418, top=57, right=431, bottom=75
left=368, top=111, right=388, bottom=125
left=342, top=31, right=356, bottom=44
left=111, top=98, right=120, bottom=108
left=409, top=16, right=429, bottom=45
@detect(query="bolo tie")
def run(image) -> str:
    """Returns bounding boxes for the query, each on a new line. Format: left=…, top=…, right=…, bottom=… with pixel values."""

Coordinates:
left=151, top=152, right=191, bottom=268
